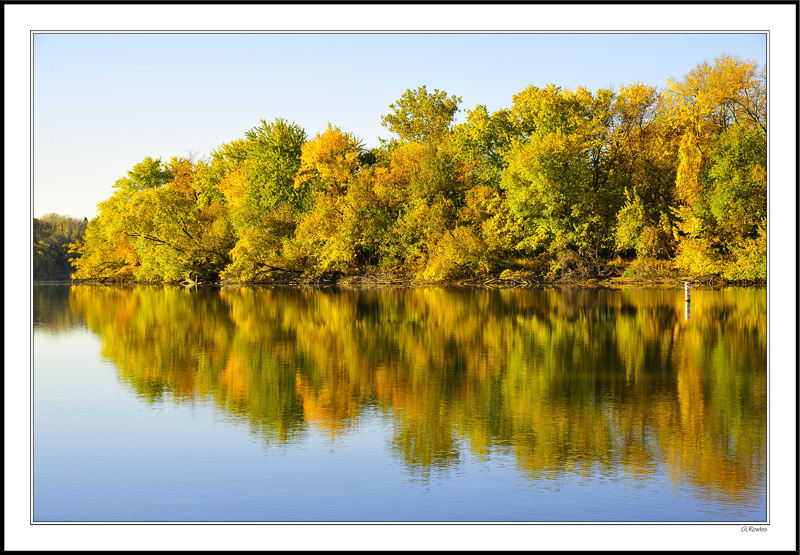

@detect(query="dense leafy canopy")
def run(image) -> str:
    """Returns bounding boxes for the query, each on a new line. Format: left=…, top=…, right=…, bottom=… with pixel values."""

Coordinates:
left=66, top=55, right=766, bottom=283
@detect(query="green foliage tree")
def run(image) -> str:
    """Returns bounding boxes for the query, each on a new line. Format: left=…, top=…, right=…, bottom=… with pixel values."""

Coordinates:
left=117, top=156, right=174, bottom=193
left=502, top=85, right=623, bottom=269
left=243, top=119, right=308, bottom=216
left=450, top=105, right=515, bottom=190
left=220, top=119, right=307, bottom=282
left=381, top=86, right=462, bottom=145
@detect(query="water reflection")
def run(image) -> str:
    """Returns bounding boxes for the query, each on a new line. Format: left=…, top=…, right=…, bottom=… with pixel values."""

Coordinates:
left=63, top=284, right=766, bottom=510
left=33, top=282, right=86, bottom=333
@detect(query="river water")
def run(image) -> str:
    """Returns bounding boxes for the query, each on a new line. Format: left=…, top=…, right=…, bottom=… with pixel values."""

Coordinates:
left=32, top=283, right=767, bottom=522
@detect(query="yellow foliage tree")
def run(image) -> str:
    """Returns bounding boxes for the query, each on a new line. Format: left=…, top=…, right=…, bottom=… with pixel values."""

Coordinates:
left=294, top=123, right=363, bottom=197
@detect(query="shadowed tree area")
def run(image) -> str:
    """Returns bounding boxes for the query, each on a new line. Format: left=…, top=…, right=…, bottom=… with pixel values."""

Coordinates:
left=34, top=213, right=88, bottom=277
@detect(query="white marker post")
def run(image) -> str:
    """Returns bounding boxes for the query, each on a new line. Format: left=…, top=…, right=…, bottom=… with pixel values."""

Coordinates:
left=684, top=281, right=691, bottom=302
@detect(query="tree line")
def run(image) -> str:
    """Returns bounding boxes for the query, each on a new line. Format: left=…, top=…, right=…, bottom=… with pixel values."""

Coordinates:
left=66, top=54, right=766, bottom=284
left=33, top=213, right=88, bottom=277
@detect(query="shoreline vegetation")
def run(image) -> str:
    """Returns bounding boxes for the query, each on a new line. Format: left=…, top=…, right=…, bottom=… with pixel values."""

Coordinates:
left=58, top=269, right=754, bottom=290
left=41, top=55, right=766, bottom=288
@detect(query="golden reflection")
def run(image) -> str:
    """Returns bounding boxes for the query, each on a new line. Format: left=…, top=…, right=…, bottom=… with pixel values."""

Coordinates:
left=67, top=284, right=766, bottom=502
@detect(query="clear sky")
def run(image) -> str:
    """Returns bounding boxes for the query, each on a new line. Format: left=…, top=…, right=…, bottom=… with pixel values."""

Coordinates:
left=32, top=31, right=766, bottom=220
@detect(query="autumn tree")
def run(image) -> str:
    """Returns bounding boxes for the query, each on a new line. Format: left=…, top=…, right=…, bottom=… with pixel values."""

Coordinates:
left=70, top=159, right=169, bottom=281
left=450, top=104, right=515, bottom=190
left=72, top=156, right=234, bottom=282
left=221, top=119, right=307, bottom=282
left=501, top=85, right=625, bottom=274
left=287, top=124, right=396, bottom=274
left=612, top=83, right=678, bottom=261
left=70, top=190, right=140, bottom=281
left=372, top=88, right=472, bottom=279
left=381, top=85, right=462, bottom=145
left=293, top=123, right=363, bottom=197
left=665, top=54, right=766, bottom=280
left=125, top=157, right=234, bottom=281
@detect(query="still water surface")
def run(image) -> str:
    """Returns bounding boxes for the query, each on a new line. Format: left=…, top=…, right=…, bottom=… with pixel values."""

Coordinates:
left=33, top=283, right=767, bottom=522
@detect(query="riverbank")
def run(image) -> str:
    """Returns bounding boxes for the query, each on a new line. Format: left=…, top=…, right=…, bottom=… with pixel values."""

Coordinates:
left=65, top=269, right=764, bottom=289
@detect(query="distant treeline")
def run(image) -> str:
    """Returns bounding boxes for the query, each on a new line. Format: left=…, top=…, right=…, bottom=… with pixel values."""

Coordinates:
left=34, top=214, right=87, bottom=277
left=67, top=54, right=766, bottom=284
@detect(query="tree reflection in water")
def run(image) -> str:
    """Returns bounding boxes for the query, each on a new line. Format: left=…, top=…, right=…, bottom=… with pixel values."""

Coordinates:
left=68, top=284, right=766, bottom=505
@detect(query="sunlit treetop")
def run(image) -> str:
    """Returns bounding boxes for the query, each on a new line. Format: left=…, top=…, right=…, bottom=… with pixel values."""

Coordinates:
left=381, top=85, right=462, bottom=145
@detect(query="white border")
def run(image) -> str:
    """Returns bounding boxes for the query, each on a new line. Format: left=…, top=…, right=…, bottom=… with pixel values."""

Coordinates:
left=7, top=3, right=797, bottom=552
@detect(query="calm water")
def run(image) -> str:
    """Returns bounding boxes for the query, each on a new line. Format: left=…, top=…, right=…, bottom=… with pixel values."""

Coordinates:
left=32, top=283, right=767, bottom=522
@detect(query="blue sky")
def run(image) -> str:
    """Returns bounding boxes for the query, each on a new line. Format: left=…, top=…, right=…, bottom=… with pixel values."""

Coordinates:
left=32, top=31, right=766, bottom=220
